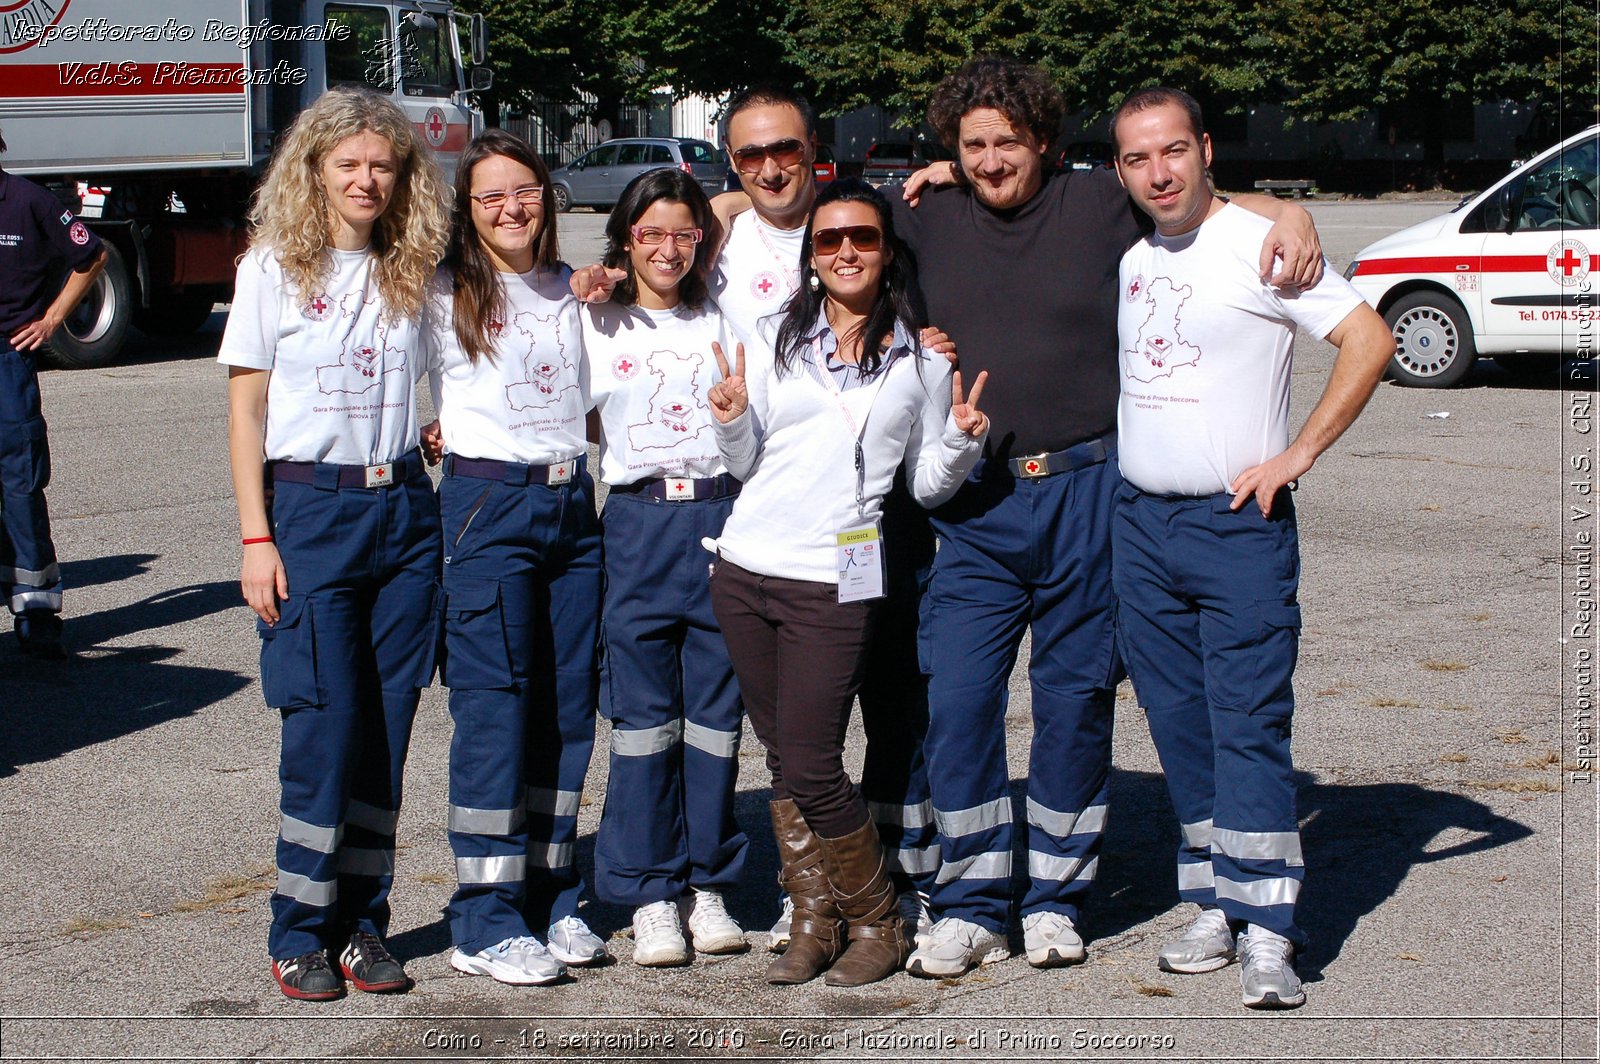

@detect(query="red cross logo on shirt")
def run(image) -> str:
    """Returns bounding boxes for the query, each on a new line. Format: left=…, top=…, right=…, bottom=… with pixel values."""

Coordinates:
left=310, top=297, right=328, bottom=315
left=618, top=359, right=633, bottom=374
left=757, top=277, right=774, bottom=294
left=305, top=296, right=332, bottom=321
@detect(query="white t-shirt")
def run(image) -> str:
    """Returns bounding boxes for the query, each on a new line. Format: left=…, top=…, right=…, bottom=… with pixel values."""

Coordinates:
left=425, top=266, right=589, bottom=465
left=583, top=301, right=732, bottom=486
left=1116, top=203, right=1364, bottom=496
left=711, top=211, right=804, bottom=346
left=713, top=318, right=983, bottom=583
left=218, top=246, right=427, bottom=465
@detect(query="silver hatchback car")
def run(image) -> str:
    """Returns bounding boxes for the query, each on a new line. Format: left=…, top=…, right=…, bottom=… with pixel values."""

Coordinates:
left=549, top=138, right=725, bottom=212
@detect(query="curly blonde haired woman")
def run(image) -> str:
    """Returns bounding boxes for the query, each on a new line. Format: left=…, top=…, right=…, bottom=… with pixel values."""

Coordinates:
left=219, top=87, right=449, bottom=1002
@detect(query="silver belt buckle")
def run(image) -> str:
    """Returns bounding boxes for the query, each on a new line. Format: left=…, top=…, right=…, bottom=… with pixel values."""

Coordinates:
left=664, top=478, right=695, bottom=501
left=547, top=462, right=572, bottom=486
left=1017, top=452, right=1050, bottom=478
left=364, top=462, right=394, bottom=487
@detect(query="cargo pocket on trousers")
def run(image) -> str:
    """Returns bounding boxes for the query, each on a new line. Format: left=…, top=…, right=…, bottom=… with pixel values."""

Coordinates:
left=257, top=594, right=322, bottom=709
left=441, top=576, right=514, bottom=689
left=1252, top=602, right=1302, bottom=719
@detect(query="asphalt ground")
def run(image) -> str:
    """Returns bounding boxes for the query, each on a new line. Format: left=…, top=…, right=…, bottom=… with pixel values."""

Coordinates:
left=0, top=201, right=1594, bottom=1062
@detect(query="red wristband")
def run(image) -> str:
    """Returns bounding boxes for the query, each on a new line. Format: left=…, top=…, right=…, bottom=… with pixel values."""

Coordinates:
left=242, top=535, right=274, bottom=545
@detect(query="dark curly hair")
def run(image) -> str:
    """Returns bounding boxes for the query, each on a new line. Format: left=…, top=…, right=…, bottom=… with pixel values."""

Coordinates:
left=927, top=56, right=1064, bottom=151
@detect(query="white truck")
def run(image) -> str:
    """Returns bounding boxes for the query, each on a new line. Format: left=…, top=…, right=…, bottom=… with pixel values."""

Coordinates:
left=0, top=0, right=489, bottom=367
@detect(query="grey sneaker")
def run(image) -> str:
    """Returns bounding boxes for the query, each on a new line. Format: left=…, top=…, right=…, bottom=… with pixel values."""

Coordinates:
left=547, top=915, right=608, bottom=966
left=1238, top=926, right=1305, bottom=1009
left=767, top=893, right=794, bottom=953
left=906, top=916, right=1010, bottom=978
left=450, top=936, right=565, bottom=985
left=1158, top=907, right=1236, bottom=974
left=1022, top=910, right=1086, bottom=967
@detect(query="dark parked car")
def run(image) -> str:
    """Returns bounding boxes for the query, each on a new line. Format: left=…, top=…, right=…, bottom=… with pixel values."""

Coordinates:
left=813, top=144, right=837, bottom=185
left=862, top=141, right=938, bottom=187
left=1060, top=140, right=1115, bottom=171
left=549, top=138, right=724, bottom=212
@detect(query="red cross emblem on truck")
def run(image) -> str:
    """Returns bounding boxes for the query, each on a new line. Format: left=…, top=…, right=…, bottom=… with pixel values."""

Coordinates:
left=422, top=107, right=448, bottom=147
left=1548, top=239, right=1592, bottom=286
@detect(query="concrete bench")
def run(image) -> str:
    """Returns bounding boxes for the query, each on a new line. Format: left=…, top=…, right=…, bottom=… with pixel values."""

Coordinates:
left=1254, top=178, right=1316, bottom=198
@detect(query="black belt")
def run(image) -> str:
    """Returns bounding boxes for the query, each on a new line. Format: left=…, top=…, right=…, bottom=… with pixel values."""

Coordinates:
left=1004, top=433, right=1116, bottom=479
left=611, top=473, right=741, bottom=502
left=268, top=450, right=424, bottom=490
left=444, top=453, right=584, bottom=486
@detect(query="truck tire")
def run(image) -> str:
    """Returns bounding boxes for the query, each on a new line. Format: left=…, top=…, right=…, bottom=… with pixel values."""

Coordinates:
left=46, top=242, right=131, bottom=369
left=134, top=291, right=217, bottom=336
left=1383, top=290, right=1477, bottom=388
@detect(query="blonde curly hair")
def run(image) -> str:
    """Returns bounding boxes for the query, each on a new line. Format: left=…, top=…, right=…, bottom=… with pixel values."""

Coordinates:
left=247, top=88, right=448, bottom=320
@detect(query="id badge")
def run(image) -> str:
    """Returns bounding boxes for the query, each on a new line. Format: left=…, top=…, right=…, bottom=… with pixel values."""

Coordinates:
left=835, top=521, right=885, bottom=603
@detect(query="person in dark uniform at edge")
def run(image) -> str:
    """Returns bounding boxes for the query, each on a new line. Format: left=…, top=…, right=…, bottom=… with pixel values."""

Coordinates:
left=0, top=126, right=107, bottom=659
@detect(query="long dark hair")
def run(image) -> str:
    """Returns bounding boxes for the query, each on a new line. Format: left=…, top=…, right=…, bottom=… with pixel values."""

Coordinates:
left=601, top=169, right=712, bottom=311
left=445, top=129, right=559, bottom=364
left=773, top=178, right=922, bottom=378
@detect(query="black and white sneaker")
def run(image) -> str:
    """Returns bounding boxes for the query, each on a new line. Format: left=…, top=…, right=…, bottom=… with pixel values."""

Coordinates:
left=340, top=931, right=409, bottom=993
left=272, top=949, right=342, bottom=1001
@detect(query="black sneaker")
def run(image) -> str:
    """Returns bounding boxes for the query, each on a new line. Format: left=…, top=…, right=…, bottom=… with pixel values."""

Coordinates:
left=272, top=949, right=343, bottom=1001
left=340, top=931, right=409, bottom=993
left=15, top=610, right=65, bottom=660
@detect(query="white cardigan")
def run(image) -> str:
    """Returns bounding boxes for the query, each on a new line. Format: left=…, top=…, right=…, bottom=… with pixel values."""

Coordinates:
left=712, top=319, right=984, bottom=583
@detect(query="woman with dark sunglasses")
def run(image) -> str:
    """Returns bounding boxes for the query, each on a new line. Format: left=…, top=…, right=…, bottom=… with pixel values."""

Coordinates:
left=424, top=129, right=606, bottom=986
left=705, top=178, right=989, bottom=987
left=582, top=169, right=751, bottom=967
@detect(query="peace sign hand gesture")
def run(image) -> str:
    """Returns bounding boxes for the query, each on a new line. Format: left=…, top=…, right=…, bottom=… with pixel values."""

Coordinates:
left=951, top=369, right=989, bottom=439
left=708, top=341, right=748, bottom=423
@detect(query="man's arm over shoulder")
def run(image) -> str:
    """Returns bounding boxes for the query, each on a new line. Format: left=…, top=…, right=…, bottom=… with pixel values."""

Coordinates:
left=1229, top=300, right=1395, bottom=515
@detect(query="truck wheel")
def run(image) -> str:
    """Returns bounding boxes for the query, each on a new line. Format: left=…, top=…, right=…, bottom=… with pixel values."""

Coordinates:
left=134, top=292, right=217, bottom=335
left=46, top=242, right=131, bottom=369
left=1384, top=290, right=1477, bottom=388
left=552, top=184, right=572, bottom=213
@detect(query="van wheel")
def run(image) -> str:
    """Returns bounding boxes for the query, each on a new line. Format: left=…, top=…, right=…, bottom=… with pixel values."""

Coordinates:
left=46, top=242, right=131, bottom=369
left=1384, top=291, right=1477, bottom=388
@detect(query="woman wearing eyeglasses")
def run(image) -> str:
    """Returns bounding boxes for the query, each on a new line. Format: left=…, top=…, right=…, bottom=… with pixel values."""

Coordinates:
left=425, top=129, right=606, bottom=986
left=582, top=168, right=751, bottom=968
left=705, top=179, right=989, bottom=987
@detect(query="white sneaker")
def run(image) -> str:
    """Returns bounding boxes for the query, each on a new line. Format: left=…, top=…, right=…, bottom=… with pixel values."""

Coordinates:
left=546, top=915, right=608, bottom=966
left=897, top=890, right=932, bottom=948
left=1158, top=907, right=1236, bottom=974
left=1238, top=925, right=1305, bottom=1009
left=631, top=899, right=689, bottom=967
left=767, top=894, right=794, bottom=953
left=682, top=888, right=747, bottom=954
left=905, top=916, right=1010, bottom=978
left=1022, top=910, right=1086, bottom=968
left=449, top=936, right=565, bottom=985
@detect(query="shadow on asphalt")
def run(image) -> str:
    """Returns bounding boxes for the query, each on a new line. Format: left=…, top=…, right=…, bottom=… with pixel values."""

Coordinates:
left=0, top=559, right=249, bottom=778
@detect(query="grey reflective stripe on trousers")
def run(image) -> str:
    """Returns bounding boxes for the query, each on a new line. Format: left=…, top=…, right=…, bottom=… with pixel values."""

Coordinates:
left=933, top=849, right=1010, bottom=885
left=1027, top=852, right=1099, bottom=884
left=1025, top=797, right=1107, bottom=838
left=449, top=803, right=525, bottom=835
left=887, top=845, right=940, bottom=875
left=276, top=869, right=337, bottom=907
left=683, top=720, right=740, bottom=758
left=1177, top=862, right=1216, bottom=891
left=525, top=786, right=582, bottom=818
left=527, top=841, right=574, bottom=869
left=346, top=799, right=399, bottom=835
left=338, top=846, right=395, bottom=876
left=1213, top=827, right=1304, bottom=866
left=610, top=720, right=681, bottom=757
left=279, top=814, right=344, bottom=854
left=457, top=854, right=527, bottom=884
left=10, top=589, right=61, bottom=612
left=0, top=562, right=60, bottom=586
left=1181, top=818, right=1214, bottom=850
left=934, top=796, right=1011, bottom=838
left=869, top=798, right=934, bottom=831
left=1215, top=874, right=1300, bottom=908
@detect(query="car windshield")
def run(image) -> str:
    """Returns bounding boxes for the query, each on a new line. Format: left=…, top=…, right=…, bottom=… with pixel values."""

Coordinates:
left=679, top=141, right=717, bottom=165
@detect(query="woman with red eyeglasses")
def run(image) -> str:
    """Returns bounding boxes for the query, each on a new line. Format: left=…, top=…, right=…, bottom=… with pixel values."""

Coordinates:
left=705, top=178, right=990, bottom=987
left=582, top=169, right=751, bottom=968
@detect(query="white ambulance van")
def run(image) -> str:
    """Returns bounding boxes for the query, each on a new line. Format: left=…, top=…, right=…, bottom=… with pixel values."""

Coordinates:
left=1345, top=125, right=1598, bottom=387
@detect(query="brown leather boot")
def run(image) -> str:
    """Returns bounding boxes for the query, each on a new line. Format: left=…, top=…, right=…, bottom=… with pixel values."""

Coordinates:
left=765, top=800, right=844, bottom=985
left=818, top=818, right=909, bottom=986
